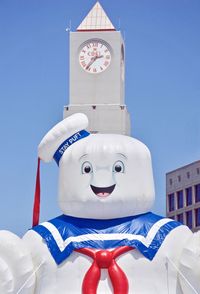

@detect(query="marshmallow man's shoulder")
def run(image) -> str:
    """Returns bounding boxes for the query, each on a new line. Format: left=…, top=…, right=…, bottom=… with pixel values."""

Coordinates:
left=23, top=229, right=61, bottom=289
left=23, top=229, right=51, bottom=262
left=157, top=224, right=192, bottom=254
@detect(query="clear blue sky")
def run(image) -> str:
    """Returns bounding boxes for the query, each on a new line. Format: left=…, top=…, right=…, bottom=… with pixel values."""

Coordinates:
left=0, top=0, right=200, bottom=236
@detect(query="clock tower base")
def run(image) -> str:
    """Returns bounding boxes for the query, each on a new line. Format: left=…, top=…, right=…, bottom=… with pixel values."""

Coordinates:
left=63, top=104, right=130, bottom=135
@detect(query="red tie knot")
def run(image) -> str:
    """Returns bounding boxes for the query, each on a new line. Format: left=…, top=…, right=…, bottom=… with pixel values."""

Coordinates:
left=95, top=250, right=113, bottom=268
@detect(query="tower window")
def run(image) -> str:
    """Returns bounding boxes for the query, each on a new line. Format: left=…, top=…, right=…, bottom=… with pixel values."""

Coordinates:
left=186, top=187, right=192, bottom=206
left=195, top=184, right=200, bottom=203
left=186, top=210, right=193, bottom=229
left=168, top=193, right=175, bottom=212
left=177, top=213, right=184, bottom=224
left=177, top=190, right=184, bottom=209
left=195, top=208, right=200, bottom=227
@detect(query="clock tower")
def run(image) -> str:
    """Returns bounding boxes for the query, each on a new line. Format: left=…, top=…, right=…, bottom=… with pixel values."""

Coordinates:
left=64, top=1, right=131, bottom=135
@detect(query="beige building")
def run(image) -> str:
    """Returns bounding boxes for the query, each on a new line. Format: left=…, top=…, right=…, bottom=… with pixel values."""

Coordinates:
left=166, top=160, right=200, bottom=232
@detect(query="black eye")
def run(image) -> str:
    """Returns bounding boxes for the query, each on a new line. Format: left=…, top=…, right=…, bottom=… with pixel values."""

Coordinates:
left=115, top=165, right=122, bottom=172
left=84, top=166, right=91, bottom=173
left=113, top=161, right=125, bottom=173
left=82, top=161, right=93, bottom=174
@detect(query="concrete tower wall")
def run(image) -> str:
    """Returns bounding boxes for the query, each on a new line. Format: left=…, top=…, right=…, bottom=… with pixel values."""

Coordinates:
left=69, top=31, right=124, bottom=105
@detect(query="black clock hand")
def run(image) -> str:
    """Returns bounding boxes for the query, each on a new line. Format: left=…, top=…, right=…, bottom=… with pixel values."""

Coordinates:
left=85, top=55, right=103, bottom=70
left=86, top=56, right=97, bottom=70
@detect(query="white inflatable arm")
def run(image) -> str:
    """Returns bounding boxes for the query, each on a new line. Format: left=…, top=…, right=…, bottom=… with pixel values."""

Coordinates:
left=178, top=231, right=200, bottom=294
left=0, top=230, right=35, bottom=294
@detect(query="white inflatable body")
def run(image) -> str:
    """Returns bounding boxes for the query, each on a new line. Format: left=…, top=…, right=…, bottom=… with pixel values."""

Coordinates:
left=0, top=113, right=200, bottom=294
left=22, top=226, right=192, bottom=294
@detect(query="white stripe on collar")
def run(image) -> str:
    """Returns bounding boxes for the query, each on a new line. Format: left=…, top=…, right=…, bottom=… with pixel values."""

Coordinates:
left=41, top=218, right=174, bottom=252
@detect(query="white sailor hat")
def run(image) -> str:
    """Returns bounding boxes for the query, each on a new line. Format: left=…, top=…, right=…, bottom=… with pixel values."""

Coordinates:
left=32, top=113, right=89, bottom=227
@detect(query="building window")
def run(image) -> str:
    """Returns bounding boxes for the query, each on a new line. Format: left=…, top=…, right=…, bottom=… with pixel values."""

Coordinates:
left=195, top=208, right=200, bottom=227
left=177, top=213, right=184, bottom=224
left=197, top=168, right=200, bottom=175
left=169, top=178, right=173, bottom=185
left=195, top=184, right=200, bottom=203
left=186, top=187, right=192, bottom=206
left=186, top=172, right=190, bottom=179
left=177, top=190, right=184, bottom=209
left=168, top=193, right=175, bottom=212
left=178, top=175, right=181, bottom=182
left=186, top=210, right=193, bottom=229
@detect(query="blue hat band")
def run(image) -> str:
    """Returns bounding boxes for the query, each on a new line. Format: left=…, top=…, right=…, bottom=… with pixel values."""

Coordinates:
left=53, top=130, right=90, bottom=166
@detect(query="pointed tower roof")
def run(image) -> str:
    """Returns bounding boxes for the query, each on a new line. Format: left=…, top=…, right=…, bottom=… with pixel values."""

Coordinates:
left=77, top=1, right=116, bottom=31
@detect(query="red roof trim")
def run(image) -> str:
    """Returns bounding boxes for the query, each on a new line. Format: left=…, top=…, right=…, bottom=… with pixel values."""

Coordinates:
left=76, top=29, right=116, bottom=32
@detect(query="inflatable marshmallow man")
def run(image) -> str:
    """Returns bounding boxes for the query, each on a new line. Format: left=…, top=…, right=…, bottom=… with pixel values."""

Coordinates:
left=0, top=113, right=200, bottom=294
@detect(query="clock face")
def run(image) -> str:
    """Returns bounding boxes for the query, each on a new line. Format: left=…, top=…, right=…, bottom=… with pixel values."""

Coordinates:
left=79, top=39, right=112, bottom=74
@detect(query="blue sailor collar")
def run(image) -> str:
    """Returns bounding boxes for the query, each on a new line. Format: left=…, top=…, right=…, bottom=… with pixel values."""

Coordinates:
left=32, top=212, right=182, bottom=265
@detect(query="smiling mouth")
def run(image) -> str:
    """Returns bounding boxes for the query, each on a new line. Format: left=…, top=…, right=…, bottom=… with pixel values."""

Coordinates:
left=90, top=184, right=116, bottom=198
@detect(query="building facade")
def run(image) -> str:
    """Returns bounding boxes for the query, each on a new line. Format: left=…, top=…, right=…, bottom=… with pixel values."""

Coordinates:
left=166, top=160, right=200, bottom=232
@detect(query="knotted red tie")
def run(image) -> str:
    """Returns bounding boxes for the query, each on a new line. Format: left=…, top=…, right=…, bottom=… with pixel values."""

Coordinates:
left=75, top=246, right=134, bottom=294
